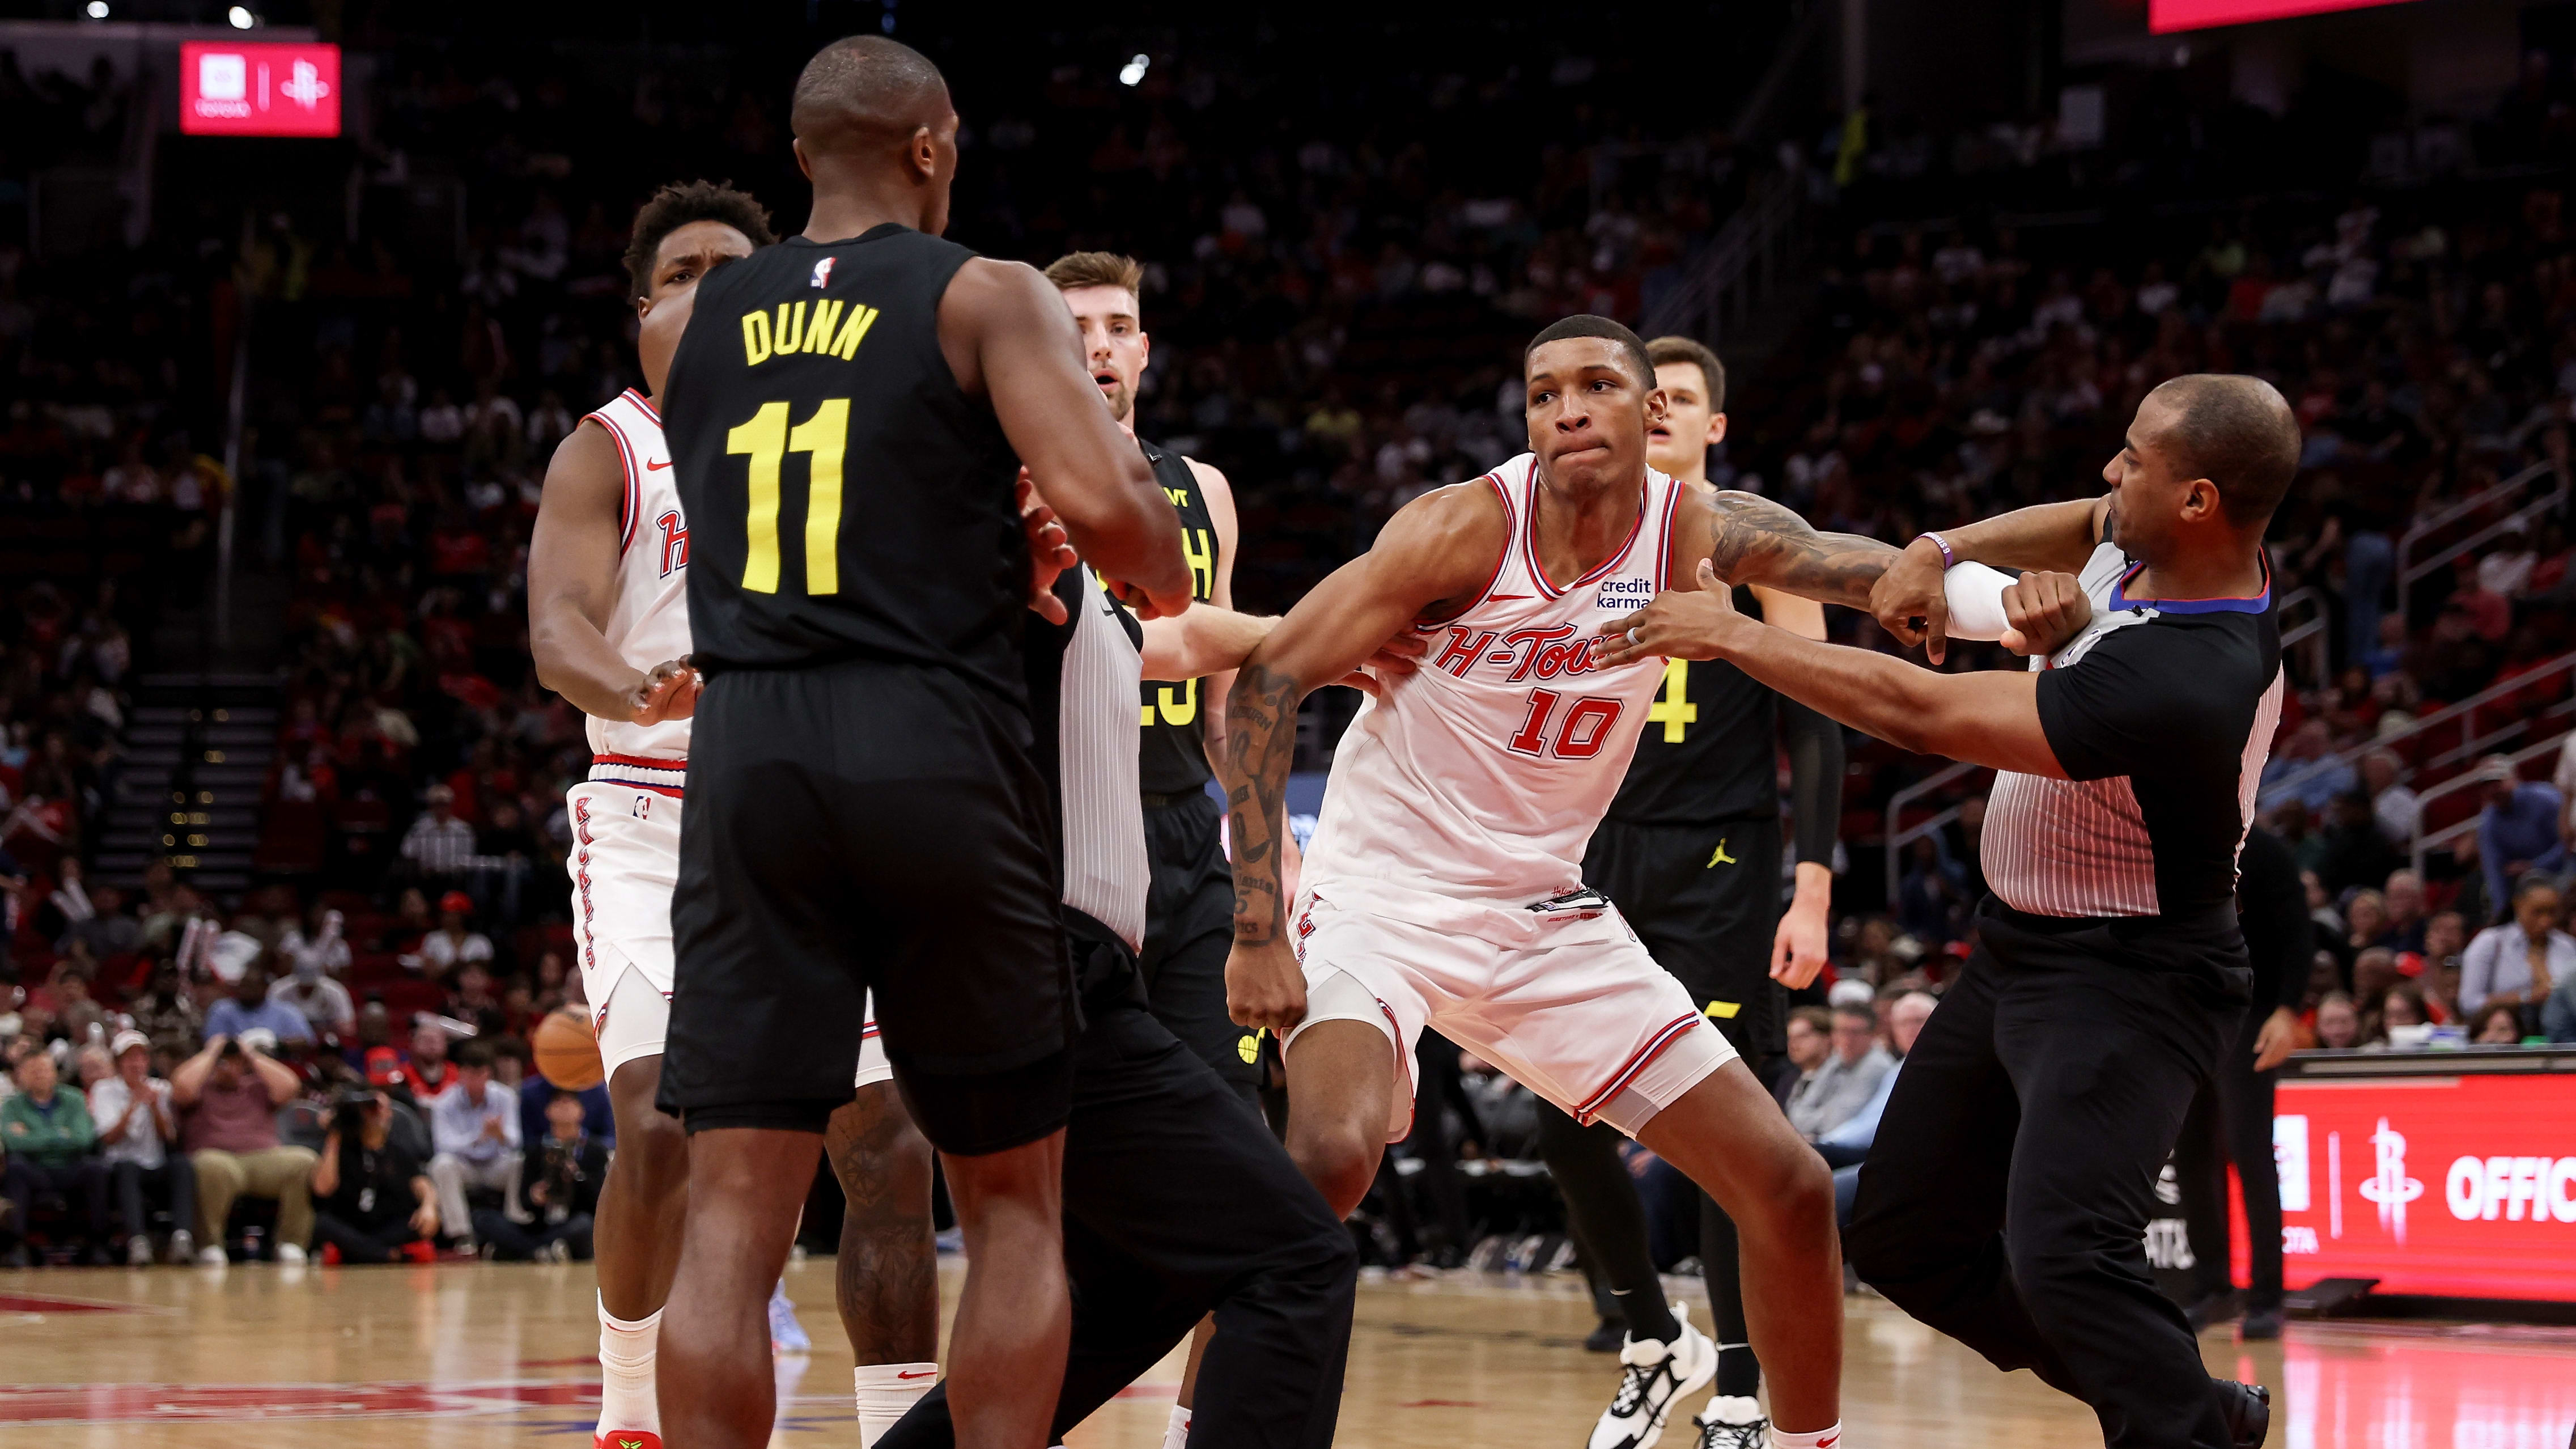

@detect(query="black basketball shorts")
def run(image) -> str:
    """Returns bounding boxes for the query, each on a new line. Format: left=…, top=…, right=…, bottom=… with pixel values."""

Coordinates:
left=1582, top=815, right=1788, bottom=1070
left=661, top=660, right=1074, bottom=1156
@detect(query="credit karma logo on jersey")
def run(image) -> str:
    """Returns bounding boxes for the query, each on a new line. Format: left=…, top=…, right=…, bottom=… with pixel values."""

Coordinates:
left=180, top=43, right=340, bottom=137
left=1594, top=577, right=1655, bottom=608
left=1432, top=624, right=1614, bottom=682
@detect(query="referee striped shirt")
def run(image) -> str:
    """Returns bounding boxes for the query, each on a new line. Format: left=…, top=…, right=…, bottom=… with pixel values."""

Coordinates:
left=1984, top=542, right=2284, bottom=923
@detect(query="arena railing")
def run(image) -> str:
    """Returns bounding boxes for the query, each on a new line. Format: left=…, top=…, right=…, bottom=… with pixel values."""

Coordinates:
left=2409, top=725, right=2576, bottom=875
left=2259, top=649, right=2576, bottom=813
left=1882, top=759, right=1988, bottom=906
left=2394, top=459, right=2565, bottom=623
left=2276, top=586, right=2329, bottom=690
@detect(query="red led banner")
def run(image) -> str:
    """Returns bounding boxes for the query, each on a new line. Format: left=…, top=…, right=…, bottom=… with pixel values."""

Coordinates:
left=180, top=41, right=341, bottom=137
left=2150, top=0, right=2419, bottom=31
left=2264, top=1070, right=2576, bottom=1302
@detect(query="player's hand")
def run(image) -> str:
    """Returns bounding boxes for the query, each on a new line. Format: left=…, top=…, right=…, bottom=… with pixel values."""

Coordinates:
left=1226, top=936, right=1308, bottom=1035
left=1594, top=558, right=1754, bottom=668
left=1337, top=629, right=1429, bottom=697
left=1871, top=536, right=1951, bottom=664
left=629, top=658, right=701, bottom=724
left=2252, top=1005, right=2301, bottom=1072
left=1103, top=573, right=1194, bottom=621
left=1017, top=471, right=1080, bottom=625
left=1998, top=570, right=2089, bottom=658
left=1770, top=887, right=1832, bottom=991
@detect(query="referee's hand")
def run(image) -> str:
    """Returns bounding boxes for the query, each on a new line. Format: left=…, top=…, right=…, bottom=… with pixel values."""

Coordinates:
left=1998, top=570, right=2090, bottom=658
left=1227, top=937, right=1309, bottom=1035
left=1016, top=471, right=1080, bottom=625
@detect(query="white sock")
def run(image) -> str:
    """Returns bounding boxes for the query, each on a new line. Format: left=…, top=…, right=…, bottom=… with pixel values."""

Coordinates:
left=1705, top=1394, right=1763, bottom=1425
left=855, top=1362, right=939, bottom=1447
left=1160, top=1403, right=1192, bottom=1449
left=597, top=1295, right=663, bottom=1436
left=1769, top=1422, right=1843, bottom=1448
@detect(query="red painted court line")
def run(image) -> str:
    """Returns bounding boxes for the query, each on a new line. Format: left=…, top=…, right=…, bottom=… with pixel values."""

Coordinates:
left=0, top=1380, right=601, bottom=1423
left=0, top=1292, right=145, bottom=1314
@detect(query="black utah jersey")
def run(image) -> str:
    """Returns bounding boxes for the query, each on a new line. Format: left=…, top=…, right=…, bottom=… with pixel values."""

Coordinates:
left=1607, top=586, right=1781, bottom=825
left=664, top=224, right=1027, bottom=704
left=1136, top=440, right=1220, bottom=796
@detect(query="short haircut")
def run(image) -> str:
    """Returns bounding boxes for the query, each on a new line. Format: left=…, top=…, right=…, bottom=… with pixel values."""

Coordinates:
left=1645, top=335, right=1726, bottom=412
left=2514, top=871, right=2563, bottom=901
left=624, top=180, right=776, bottom=300
left=1831, top=1002, right=1876, bottom=1027
left=455, top=1039, right=495, bottom=1071
left=1787, top=1005, right=1833, bottom=1037
left=790, top=35, right=949, bottom=155
left=1524, top=314, right=1654, bottom=389
left=1043, top=251, right=1144, bottom=299
left=2145, top=374, right=2302, bottom=528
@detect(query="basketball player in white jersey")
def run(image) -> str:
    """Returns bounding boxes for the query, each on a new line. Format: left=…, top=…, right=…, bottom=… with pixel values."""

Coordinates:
left=1221, top=316, right=1906, bottom=1449
left=531, top=181, right=901, bottom=1449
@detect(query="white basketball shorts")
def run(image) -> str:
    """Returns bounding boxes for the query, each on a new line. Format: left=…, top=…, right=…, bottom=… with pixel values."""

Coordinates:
left=1283, top=883, right=1735, bottom=1142
left=567, top=776, right=887, bottom=1087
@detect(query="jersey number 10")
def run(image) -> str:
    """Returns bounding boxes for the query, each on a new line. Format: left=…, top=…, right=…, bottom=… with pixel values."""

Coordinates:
left=727, top=398, right=849, bottom=594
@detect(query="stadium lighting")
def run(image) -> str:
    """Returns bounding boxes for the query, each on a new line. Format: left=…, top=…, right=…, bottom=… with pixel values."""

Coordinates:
left=229, top=6, right=257, bottom=28
left=84, top=1, right=108, bottom=16
left=1119, top=53, right=1148, bottom=87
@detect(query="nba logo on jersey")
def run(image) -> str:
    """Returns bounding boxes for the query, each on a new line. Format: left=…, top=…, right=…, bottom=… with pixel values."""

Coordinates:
left=810, top=257, right=835, bottom=289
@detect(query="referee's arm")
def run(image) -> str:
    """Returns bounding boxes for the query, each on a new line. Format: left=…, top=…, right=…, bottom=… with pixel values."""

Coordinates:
left=1599, top=558, right=2078, bottom=778
left=1869, top=495, right=2109, bottom=663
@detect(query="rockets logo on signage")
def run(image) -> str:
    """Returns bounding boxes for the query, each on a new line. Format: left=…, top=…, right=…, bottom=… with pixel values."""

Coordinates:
left=180, top=43, right=342, bottom=137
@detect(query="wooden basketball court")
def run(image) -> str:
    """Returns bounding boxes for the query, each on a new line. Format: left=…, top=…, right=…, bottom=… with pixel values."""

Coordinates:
left=5, top=1260, right=2573, bottom=1446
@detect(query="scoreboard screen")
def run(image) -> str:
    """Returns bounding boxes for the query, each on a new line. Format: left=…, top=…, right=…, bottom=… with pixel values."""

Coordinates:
left=180, top=41, right=341, bottom=137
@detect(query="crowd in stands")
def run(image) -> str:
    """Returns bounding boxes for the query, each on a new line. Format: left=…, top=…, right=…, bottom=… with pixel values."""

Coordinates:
left=13, top=16, right=2576, bottom=1278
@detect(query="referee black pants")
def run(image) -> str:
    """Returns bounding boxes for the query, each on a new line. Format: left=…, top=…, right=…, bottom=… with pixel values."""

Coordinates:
left=2175, top=1006, right=2284, bottom=1312
left=1845, top=905, right=2248, bottom=1449
left=880, top=1001, right=1356, bottom=1449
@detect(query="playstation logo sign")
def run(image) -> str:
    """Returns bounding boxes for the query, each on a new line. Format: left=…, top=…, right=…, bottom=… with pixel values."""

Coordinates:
left=281, top=58, right=331, bottom=111
left=2356, top=1116, right=2425, bottom=1244
left=180, top=41, right=341, bottom=137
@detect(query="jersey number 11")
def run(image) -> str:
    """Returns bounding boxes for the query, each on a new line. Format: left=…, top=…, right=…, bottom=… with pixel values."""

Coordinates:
left=727, top=398, right=849, bottom=595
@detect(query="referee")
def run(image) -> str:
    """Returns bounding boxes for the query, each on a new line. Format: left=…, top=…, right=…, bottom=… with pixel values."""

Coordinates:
left=1601, top=374, right=2297, bottom=1449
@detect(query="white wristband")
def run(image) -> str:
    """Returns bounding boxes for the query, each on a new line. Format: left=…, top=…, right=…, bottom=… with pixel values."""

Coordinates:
left=1940, top=561, right=2019, bottom=641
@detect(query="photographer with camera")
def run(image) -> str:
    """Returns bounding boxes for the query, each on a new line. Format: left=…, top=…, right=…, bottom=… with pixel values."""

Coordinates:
left=309, top=1088, right=438, bottom=1264
left=473, top=1090, right=605, bottom=1262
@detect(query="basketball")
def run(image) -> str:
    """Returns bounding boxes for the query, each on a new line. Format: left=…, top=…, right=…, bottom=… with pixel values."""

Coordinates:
left=532, top=1006, right=605, bottom=1092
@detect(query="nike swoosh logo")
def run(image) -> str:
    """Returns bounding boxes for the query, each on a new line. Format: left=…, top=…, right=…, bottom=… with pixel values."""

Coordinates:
left=897, top=1370, right=937, bottom=1379
left=645, top=459, right=673, bottom=471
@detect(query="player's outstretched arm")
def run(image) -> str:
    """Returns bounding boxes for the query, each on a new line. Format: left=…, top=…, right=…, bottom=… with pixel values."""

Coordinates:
left=529, top=423, right=697, bottom=725
left=1219, top=485, right=1504, bottom=1032
left=1140, top=607, right=1272, bottom=683
left=1671, top=487, right=1904, bottom=608
left=1598, top=560, right=2067, bottom=778
left=947, top=259, right=1191, bottom=616
left=1870, top=495, right=2108, bottom=662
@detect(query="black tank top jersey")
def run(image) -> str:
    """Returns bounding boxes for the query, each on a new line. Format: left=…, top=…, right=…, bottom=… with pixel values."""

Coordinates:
left=1135, top=439, right=1220, bottom=796
left=1606, top=586, right=1781, bottom=825
left=664, top=225, right=1026, bottom=704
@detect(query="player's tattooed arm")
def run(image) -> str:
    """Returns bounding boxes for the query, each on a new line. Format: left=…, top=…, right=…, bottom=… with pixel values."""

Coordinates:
left=1697, top=490, right=1902, bottom=607
left=1224, top=661, right=1304, bottom=946
left=1219, top=483, right=1505, bottom=1031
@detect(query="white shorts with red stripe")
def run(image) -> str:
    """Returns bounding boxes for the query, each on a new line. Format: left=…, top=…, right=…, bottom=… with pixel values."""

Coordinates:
left=1282, top=882, right=1735, bottom=1142
left=568, top=769, right=888, bottom=1087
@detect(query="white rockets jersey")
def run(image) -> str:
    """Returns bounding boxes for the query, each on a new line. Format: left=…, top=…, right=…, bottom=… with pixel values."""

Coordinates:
left=582, top=388, right=693, bottom=762
left=1300, top=454, right=1686, bottom=914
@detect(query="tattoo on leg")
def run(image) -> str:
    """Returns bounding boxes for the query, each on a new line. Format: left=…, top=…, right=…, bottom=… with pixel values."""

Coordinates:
left=1225, top=661, right=1304, bottom=943
left=825, top=1090, right=939, bottom=1364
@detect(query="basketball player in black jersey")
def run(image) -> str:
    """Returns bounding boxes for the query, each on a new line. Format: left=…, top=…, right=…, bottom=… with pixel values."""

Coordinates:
left=648, top=36, right=1191, bottom=1449
left=1546, top=337, right=1843, bottom=1449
